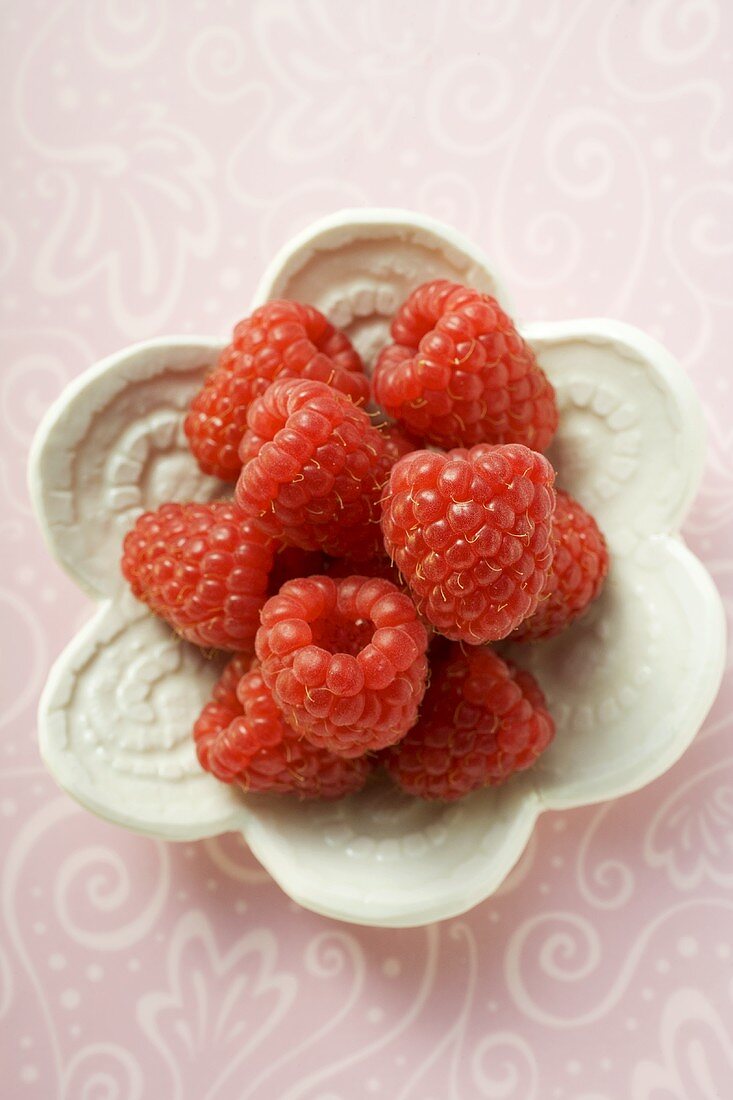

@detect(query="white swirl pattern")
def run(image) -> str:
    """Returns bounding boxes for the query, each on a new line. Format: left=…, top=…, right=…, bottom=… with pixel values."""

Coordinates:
left=643, top=759, right=733, bottom=890
left=632, top=987, right=733, bottom=1100
left=61, top=1043, right=144, bottom=1100
left=137, top=911, right=297, bottom=1100
left=53, top=841, right=170, bottom=950
left=471, top=1032, right=538, bottom=1100
left=2, top=0, right=732, bottom=1096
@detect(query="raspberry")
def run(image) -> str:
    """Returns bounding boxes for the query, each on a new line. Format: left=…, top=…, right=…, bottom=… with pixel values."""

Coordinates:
left=235, top=378, right=388, bottom=561
left=383, top=643, right=555, bottom=800
left=373, top=280, right=558, bottom=451
left=381, top=444, right=555, bottom=643
left=194, top=655, right=251, bottom=770
left=121, top=502, right=274, bottom=650
left=194, top=656, right=371, bottom=798
left=268, top=546, right=326, bottom=596
left=513, top=490, right=608, bottom=641
left=185, top=300, right=369, bottom=480
left=321, top=425, right=418, bottom=589
left=255, top=575, right=429, bottom=757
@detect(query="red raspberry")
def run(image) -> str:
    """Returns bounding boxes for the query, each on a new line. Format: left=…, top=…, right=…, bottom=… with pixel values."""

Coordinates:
left=235, top=378, right=387, bottom=561
left=373, top=280, right=558, bottom=451
left=315, top=425, right=418, bottom=588
left=268, top=545, right=326, bottom=596
left=383, top=643, right=555, bottom=800
left=194, top=654, right=250, bottom=766
left=121, top=502, right=274, bottom=651
left=255, top=575, right=429, bottom=757
left=194, top=656, right=371, bottom=798
left=185, top=300, right=369, bottom=480
left=381, top=444, right=555, bottom=643
left=513, top=490, right=608, bottom=641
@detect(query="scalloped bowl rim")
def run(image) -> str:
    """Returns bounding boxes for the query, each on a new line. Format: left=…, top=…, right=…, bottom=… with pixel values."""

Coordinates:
left=28, top=208, right=727, bottom=927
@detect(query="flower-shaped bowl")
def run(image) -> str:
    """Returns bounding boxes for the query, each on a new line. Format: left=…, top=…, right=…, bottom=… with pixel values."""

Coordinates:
left=30, top=209, right=726, bottom=927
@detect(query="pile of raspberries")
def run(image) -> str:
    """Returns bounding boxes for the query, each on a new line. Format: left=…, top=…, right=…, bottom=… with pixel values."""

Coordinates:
left=122, top=281, right=608, bottom=802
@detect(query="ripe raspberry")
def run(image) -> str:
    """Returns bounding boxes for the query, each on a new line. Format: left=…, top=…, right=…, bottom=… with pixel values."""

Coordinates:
left=315, top=425, right=417, bottom=588
left=268, top=546, right=326, bottom=596
left=121, top=501, right=274, bottom=650
left=185, top=300, right=369, bottom=480
left=194, top=656, right=371, bottom=798
left=513, top=490, right=608, bottom=641
left=383, top=643, right=555, bottom=800
left=235, top=378, right=388, bottom=561
left=381, top=444, right=555, bottom=643
left=255, top=575, right=429, bottom=757
left=193, top=654, right=250, bottom=767
left=373, top=280, right=558, bottom=451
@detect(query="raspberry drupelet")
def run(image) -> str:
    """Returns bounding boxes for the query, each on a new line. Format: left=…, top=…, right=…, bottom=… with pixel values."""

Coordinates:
left=194, top=655, right=371, bottom=798
left=513, top=489, right=609, bottom=641
left=372, top=280, right=558, bottom=451
left=255, top=575, right=429, bottom=758
left=383, top=643, right=555, bottom=800
left=381, top=444, right=556, bottom=644
left=185, top=300, right=369, bottom=481
left=121, top=501, right=275, bottom=651
left=235, top=377, right=389, bottom=561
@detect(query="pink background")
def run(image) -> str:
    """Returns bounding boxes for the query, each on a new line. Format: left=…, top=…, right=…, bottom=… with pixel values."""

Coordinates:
left=2, top=1, right=733, bottom=1096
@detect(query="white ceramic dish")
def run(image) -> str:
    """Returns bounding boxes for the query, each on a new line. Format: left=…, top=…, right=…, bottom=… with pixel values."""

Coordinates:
left=30, top=209, right=726, bottom=927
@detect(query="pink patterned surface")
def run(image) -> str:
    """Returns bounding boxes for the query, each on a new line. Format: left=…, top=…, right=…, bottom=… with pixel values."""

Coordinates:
left=2, top=1, right=732, bottom=1095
